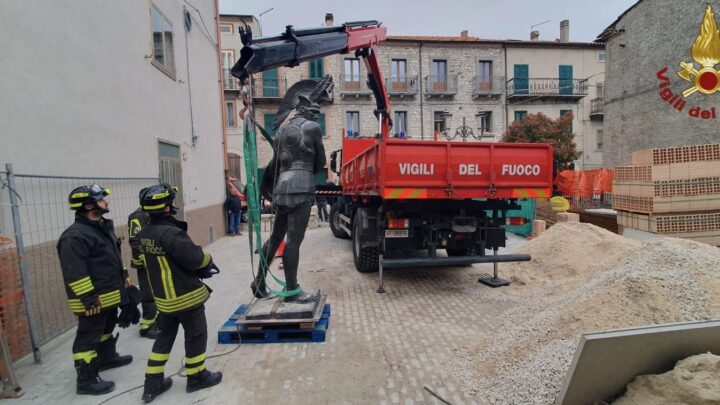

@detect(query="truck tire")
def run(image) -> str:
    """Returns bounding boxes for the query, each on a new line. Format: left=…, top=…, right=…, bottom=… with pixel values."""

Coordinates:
left=352, top=213, right=379, bottom=273
left=329, top=203, right=350, bottom=239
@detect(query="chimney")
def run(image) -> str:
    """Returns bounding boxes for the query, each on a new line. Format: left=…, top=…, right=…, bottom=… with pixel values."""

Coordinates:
left=325, top=13, right=334, bottom=27
left=560, top=19, right=569, bottom=42
left=460, top=30, right=468, bottom=38
left=530, top=30, right=540, bottom=41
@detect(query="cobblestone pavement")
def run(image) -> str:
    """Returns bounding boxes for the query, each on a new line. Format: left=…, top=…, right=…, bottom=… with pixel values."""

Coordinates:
left=12, top=223, right=527, bottom=405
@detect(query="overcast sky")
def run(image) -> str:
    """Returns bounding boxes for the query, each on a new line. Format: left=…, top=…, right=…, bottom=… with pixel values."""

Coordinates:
left=219, top=0, right=638, bottom=42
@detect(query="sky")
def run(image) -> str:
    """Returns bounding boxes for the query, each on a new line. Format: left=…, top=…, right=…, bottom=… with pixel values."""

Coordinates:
left=219, top=0, right=639, bottom=42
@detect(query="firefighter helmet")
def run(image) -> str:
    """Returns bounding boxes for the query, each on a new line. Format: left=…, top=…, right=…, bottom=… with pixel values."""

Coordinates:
left=140, top=184, right=178, bottom=214
left=68, top=184, right=111, bottom=211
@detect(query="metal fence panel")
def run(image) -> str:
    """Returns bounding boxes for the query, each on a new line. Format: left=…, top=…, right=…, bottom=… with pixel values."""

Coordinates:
left=2, top=167, right=158, bottom=345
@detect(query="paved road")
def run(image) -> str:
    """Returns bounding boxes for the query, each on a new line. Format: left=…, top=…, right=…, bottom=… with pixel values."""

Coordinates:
left=12, top=223, right=527, bottom=405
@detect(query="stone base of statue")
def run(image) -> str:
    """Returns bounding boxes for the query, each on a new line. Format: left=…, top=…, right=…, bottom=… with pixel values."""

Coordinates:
left=241, top=291, right=325, bottom=322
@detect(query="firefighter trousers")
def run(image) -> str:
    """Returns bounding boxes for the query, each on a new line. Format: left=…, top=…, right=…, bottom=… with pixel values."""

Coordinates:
left=136, top=266, right=157, bottom=329
left=145, top=305, right=208, bottom=377
left=72, top=308, right=117, bottom=364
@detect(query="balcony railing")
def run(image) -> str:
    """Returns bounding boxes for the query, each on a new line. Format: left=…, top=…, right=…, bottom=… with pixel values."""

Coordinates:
left=339, top=74, right=372, bottom=95
left=424, top=74, right=458, bottom=96
left=222, top=68, right=241, bottom=91
left=506, top=78, right=588, bottom=99
left=386, top=75, right=419, bottom=95
left=472, top=75, right=505, bottom=97
left=251, top=76, right=287, bottom=99
left=590, top=97, right=604, bottom=117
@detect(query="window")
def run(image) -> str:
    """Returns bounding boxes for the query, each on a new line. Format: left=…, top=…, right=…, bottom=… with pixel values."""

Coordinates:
left=560, top=109, right=573, bottom=133
left=394, top=111, right=407, bottom=138
left=219, top=23, right=233, bottom=34
left=221, top=50, right=234, bottom=88
left=596, top=130, right=604, bottom=151
left=391, top=59, right=407, bottom=82
left=432, top=60, right=447, bottom=91
left=158, top=141, right=183, bottom=218
left=559, top=65, right=573, bottom=95
left=514, top=64, right=529, bottom=94
left=346, top=111, right=360, bottom=137
left=477, top=112, right=492, bottom=134
left=434, top=111, right=448, bottom=132
left=309, top=58, right=324, bottom=80
left=598, top=52, right=606, bottom=63
left=226, top=102, right=235, bottom=127
left=317, top=113, right=326, bottom=138
left=262, top=68, right=279, bottom=97
left=264, top=113, right=277, bottom=138
left=514, top=110, right=527, bottom=122
left=151, top=4, right=175, bottom=76
left=344, top=58, right=361, bottom=90
left=478, top=61, right=492, bottom=90
left=596, top=82, right=604, bottom=98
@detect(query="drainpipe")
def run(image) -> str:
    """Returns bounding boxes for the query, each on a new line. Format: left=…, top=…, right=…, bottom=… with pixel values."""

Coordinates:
left=214, top=0, right=229, bottom=177
left=503, top=42, right=508, bottom=135
left=419, top=42, right=424, bottom=140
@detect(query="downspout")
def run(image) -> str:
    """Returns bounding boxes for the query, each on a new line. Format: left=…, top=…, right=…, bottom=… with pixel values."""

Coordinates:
left=214, top=0, right=229, bottom=177
left=419, top=42, right=424, bottom=140
left=503, top=42, right=508, bottom=135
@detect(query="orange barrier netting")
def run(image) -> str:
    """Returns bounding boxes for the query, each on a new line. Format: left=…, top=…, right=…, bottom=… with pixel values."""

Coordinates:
left=556, top=168, right=614, bottom=197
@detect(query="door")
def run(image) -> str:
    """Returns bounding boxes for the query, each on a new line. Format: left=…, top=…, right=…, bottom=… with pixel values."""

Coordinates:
left=263, top=68, right=279, bottom=97
left=478, top=61, right=492, bottom=91
left=228, top=153, right=242, bottom=180
left=158, top=141, right=183, bottom=219
left=221, top=51, right=234, bottom=88
left=391, top=59, right=407, bottom=91
left=514, top=64, right=529, bottom=94
left=559, top=65, right=573, bottom=95
left=432, top=60, right=447, bottom=91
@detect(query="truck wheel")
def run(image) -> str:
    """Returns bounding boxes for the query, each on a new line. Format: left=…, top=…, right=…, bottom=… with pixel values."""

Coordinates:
left=330, top=203, right=350, bottom=239
left=352, top=213, right=379, bottom=273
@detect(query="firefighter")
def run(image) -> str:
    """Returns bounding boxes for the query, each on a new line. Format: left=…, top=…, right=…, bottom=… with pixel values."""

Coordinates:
left=57, top=184, right=133, bottom=395
left=128, top=189, right=160, bottom=339
left=138, top=184, right=222, bottom=402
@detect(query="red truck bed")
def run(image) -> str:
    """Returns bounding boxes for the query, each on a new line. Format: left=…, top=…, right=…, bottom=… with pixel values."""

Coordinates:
left=340, top=138, right=553, bottom=200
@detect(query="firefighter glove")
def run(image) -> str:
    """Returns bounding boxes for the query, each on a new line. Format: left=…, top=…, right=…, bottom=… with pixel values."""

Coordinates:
left=118, top=285, right=141, bottom=328
left=198, top=262, right=221, bottom=279
left=82, top=296, right=102, bottom=316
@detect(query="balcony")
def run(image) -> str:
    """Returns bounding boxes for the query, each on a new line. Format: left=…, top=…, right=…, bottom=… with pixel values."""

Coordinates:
left=339, top=75, right=372, bottom=97
left=222, top=68, right=241, bottom=91
left=386, top=75, right=419, bottom=97
left=506, top=78, right=588, bottom=103
left=472, top=75, right=505, bottom=98
left=424, top=74, right=458, bottom=97
left=250, top=76, right=287, bottom=100
left=590, top=97, right=604, bottom=120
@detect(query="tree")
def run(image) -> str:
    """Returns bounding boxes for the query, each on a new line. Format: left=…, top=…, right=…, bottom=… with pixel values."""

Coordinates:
left=501, top=112, right=581, bottom=166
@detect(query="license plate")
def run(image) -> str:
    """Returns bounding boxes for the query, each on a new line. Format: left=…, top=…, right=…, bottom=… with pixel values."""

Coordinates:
left=385, top=229, right=409, bottom=238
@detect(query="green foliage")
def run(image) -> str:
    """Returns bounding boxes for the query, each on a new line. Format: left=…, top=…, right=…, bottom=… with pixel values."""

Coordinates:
left=502, top=112, right=581, bottom=165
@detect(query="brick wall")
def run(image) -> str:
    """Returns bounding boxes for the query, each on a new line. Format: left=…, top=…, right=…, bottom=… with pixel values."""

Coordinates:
left=0, top=239, right=31, bottom=361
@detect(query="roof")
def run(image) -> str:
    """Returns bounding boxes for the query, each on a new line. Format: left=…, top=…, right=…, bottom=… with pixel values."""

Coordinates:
left=219, top=14, right=257, bottom=20
left=596, top=0, right=644, bottom=42
left=386, top=36, right=604, bottom=49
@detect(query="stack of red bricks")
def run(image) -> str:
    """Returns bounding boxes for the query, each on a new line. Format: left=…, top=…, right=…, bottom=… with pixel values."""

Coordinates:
left=0, top=237, right=31, bottom=361
left=613, top=143, right=720, bottom=246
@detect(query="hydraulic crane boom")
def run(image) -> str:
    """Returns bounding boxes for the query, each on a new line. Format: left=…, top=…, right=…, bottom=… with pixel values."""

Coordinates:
left=231, top=21, right=392, bottom=139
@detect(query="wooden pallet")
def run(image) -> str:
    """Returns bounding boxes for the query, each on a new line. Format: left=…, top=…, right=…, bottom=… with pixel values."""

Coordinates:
left=218, top=304, right=331, bottom=344
left=632, top=143, right=720, bottom=166
left=612, top=193, right=720, bottom=214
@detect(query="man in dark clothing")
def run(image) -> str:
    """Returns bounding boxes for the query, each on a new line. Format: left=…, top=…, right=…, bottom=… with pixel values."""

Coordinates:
left=57, top=184, right=133, bottom=395
left=315, top=194, right=328, bottom=222
left=128, top=191, right=160, bottom=339
left=138, top=184, right=222, bottom=403
left=223, top=192, right=242, bottom=236
left=251, top=95, right=326, bottom=303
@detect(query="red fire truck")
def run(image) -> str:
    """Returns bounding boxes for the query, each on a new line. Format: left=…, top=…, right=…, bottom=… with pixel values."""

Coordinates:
left=232, top=21, right=553, bottom=290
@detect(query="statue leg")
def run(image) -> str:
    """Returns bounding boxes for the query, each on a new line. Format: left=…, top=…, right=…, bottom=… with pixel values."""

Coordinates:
left=251, top=208, right=289, bottom=298
left=282, top=202, right=317, bottom=303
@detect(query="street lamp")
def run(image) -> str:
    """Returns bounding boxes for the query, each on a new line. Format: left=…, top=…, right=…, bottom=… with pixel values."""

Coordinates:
left=258, top=7, right=274, bottom=36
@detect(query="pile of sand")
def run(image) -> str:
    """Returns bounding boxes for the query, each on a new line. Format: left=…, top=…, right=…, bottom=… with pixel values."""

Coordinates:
left=613, top=353, right=720, bottom=404
left=454, top=224, right=720, bottom=404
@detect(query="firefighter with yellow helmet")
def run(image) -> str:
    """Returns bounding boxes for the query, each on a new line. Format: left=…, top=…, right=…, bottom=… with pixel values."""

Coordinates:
left=137, top=184, right=222, bottom=402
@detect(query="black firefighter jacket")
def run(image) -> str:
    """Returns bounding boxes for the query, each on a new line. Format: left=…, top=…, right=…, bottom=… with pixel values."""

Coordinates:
left=128, top=208, right=150, bottom=268
left=137, top=216, right=212, bottom=314
left=57, top=213, right=129, bottom=315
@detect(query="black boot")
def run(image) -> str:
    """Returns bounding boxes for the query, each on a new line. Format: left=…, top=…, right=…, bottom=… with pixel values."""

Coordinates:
left=140, top=322, right=161, bottom=339
left=142, top=375, right=173, bottom=403
left=250, top=277, right=271, bottom=299
left=186, top=369, right=223, bottom=393
left=97, top=334, right=133, bottom=371
left=76, top=359, right=115, bottom=395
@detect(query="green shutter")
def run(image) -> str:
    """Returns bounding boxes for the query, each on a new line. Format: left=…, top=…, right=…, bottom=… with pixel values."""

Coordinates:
left=560, top=110, right=573, bottom=133
left=559, top=65, right=573, bottom=95
left=309, top=59, right=324, bottom=80
left=514, top=64, right=529, bottom=94
left=263, top=69, right=279, bottom=97
left=264, top=113, right=277, bottom=139
left=514, top=110, right=527, bottom=122
left=317, top=113, right=326, bottom=137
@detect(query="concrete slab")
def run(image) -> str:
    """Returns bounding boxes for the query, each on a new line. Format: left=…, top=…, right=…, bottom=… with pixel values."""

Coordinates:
left=10, top=227, right=528, bottom=405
